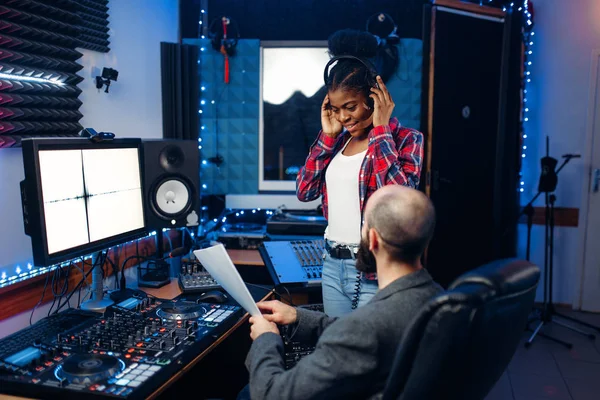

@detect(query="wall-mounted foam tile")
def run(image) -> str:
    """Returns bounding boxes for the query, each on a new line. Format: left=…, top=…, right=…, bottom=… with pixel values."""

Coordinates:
left=185, top=38, right=261, bottom=195
left=385, top=39, right=423, bottom=131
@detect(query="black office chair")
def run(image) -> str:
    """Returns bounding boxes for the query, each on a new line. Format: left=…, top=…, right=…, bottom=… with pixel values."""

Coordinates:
left=380, top=258, right=540, bottom=400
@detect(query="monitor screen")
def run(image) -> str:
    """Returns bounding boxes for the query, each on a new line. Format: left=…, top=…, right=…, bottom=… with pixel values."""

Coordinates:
left=259, top=41, right=330, bottom=191
left=21, top=138, right=147, bottom=266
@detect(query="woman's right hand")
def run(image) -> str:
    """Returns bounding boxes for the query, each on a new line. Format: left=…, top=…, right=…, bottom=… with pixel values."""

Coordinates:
left=257, top=300, right=298, bottom=325
left=321, top=94, right=343, bottom=138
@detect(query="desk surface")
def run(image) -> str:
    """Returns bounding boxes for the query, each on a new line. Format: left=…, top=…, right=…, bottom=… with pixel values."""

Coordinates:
left=227, top=249, right=264, bottom=266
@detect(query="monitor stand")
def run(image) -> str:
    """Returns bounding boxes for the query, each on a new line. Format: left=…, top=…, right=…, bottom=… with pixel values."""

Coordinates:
left=80, top=252, right=114, bottom=312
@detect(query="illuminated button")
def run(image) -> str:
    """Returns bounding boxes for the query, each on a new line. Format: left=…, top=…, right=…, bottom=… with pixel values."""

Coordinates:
left=115, top=379, right=130, bottom=386
left=127, top=381, right=141, bottom=387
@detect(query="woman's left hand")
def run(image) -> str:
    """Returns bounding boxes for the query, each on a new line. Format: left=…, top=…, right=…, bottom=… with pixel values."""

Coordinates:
left=370, top=76, right=395, bottom=127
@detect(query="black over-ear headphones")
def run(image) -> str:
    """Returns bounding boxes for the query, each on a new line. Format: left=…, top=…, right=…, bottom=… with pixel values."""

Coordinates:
left=208, top=16, right=239, bottom=56
left=366, top=12, right=400, bottom=46
left=323, top=55, right=379, bottom=87
left=323, top=55, right=379, bottom=108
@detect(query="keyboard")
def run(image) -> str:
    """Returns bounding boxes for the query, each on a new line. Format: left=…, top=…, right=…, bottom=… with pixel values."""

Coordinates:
left=0, top=309, right=97, bottom=359
left=283, top=303, right=323, bottom=369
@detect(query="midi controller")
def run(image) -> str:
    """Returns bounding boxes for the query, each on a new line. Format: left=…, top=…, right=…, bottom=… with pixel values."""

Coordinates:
left=0, top=293, right=244, bottom=399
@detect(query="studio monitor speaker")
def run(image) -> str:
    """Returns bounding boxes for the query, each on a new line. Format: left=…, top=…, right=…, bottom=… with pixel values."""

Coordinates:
left=142, top=139, right=200, bottom=229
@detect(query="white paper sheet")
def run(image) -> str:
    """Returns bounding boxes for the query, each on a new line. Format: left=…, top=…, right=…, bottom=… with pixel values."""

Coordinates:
left=193, top=244, right=262, bottom=317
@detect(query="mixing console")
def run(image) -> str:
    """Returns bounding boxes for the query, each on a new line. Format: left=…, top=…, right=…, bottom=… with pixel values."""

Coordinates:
left=178, top=258, right=221, bottom=294
left=259, top=240, right=324, bottom=287
left=0, top=293, right=243, bottom=399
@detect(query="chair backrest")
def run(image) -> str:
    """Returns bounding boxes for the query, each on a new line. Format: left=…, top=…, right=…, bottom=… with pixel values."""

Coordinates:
left=381, top=258, right=540, bottom=400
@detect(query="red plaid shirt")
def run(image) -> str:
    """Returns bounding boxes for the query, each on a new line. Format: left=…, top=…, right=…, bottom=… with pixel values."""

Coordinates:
left=296, top=117, right=424, bottom=222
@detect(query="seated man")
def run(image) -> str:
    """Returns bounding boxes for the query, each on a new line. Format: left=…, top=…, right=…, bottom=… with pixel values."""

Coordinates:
left=242, top=185, right=443, bottom=399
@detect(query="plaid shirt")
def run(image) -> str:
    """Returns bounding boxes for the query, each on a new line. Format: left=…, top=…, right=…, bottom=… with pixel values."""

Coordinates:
left=296, top=117, right=424, bottom=222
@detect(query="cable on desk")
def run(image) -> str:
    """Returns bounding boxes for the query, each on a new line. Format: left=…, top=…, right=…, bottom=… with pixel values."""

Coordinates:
left=29, top=272, right=51, bottom=326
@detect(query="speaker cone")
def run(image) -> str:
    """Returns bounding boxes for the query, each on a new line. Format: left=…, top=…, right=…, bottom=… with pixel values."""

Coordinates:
left=159, top=145, right=185, bottom=173
left=152, top=178, right=191, bottom=218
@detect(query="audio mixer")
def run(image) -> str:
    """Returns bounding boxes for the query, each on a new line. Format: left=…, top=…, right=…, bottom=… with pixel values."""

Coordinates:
left=0, top=293, right=245, bottom=399
left=259, top=240, right=325, bottom=287
left=177, top=258, right=221, bottom=294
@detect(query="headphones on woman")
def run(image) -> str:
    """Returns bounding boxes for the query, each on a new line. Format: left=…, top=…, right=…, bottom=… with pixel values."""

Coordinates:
left=323, top=55, right=379, bottom=88
left=323, top=55, right=379, bottom=108
left=208, top=16, right=240, bottom=56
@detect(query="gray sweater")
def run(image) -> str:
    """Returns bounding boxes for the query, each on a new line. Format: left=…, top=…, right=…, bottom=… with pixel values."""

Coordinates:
left=245, top=269, right=442, bottom=399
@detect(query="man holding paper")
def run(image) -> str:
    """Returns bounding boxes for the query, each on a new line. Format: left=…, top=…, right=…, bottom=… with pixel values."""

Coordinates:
left=241, top=185, right=443, bottom=400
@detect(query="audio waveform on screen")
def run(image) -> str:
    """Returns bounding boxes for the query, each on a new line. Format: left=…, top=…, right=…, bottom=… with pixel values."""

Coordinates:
left=44, top=187, right=143, bottom=204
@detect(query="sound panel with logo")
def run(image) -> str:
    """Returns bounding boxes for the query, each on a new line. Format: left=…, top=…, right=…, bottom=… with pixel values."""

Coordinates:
left=421, top=0, right=521, bottom=288
left=142, top=139, right=200, bottom=229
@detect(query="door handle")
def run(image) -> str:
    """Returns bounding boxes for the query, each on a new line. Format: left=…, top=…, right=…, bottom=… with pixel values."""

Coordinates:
left=594, top=169, right=600, bottom=193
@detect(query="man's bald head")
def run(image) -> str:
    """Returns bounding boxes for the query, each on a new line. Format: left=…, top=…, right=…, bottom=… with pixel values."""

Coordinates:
left=364, top=186, right=436, bottom=264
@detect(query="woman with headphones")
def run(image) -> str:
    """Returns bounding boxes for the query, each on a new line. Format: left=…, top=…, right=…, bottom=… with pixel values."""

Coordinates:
left=296, top=28, right=424, bottom=317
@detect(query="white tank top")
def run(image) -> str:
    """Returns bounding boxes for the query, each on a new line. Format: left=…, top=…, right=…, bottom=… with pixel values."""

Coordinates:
left=325, top=140, right=367, bottom=244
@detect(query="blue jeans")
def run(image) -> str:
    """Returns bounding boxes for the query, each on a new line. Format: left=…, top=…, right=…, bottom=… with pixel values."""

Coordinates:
left=321, top=253, right=378, bottom=317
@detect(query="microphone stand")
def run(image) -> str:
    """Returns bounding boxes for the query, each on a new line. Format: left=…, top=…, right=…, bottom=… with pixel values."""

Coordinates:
left=525, top=150, right=599, bottom=349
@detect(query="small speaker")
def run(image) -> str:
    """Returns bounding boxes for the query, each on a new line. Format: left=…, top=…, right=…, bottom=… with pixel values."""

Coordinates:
left=142, top=139, right=200, bottom=229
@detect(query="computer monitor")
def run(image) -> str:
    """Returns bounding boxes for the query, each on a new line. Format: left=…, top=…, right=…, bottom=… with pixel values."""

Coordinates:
left=20, top=138, right=147, bottom=267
